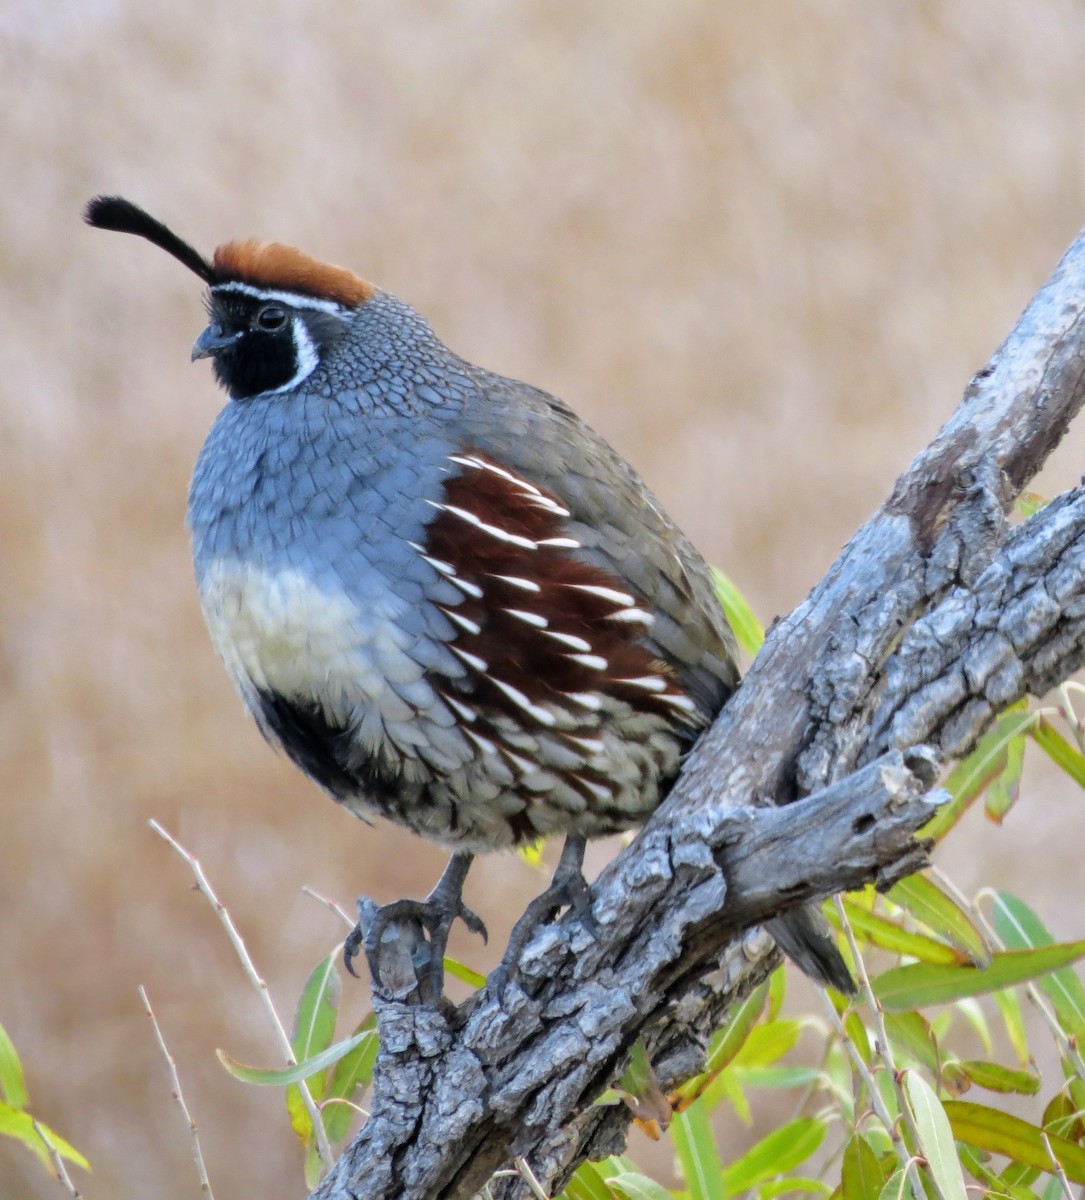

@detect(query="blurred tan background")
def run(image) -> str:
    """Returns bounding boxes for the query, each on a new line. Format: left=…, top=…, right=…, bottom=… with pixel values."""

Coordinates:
left=4, top=2, right=1085, bottom=1196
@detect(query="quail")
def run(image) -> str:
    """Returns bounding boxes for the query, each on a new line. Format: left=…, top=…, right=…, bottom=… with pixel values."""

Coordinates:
left=85, top=196, right=854, bottom=999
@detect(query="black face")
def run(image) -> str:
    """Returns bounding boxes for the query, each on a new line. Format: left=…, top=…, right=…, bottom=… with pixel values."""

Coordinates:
left=199, top=290, right=347, bottom=400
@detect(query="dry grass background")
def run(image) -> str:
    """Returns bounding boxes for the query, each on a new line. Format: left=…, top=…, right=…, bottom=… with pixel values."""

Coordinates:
left=4, top=2, right=1085, bottom=1196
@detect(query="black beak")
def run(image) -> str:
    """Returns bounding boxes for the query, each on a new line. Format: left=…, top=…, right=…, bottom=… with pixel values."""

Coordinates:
left=192, top=324, right=242, bottom=361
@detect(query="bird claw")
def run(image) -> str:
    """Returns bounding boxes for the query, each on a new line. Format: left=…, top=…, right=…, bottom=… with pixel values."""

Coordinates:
left=344, top=853, right=487, bottom=1003
left=501, top=836, right=595, bottom=972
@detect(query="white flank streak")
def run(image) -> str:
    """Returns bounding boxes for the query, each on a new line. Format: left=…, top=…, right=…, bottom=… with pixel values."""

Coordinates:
left=491, top=574, right=541, bottom=593
left=443, top=694, right=478, bottom=723
left=570, top=583, right=636, bottom=607
left=446, top=454, right=573, bottom=518
left=452, top=646, right=488, bottom=673
left=488, top=677, right=557, bottom=726
left=505, top=608, right=548, bottom=629
left=538, top=536, right=580, bottom=548
left=543, top=630, right=592, bottom=652
left=619, top=675, right=667, bottom=692
left=663, top=693, right=699, bottom=713
left=573, top=775, right=613, bottom=802
left=443, top=608, right=483, bottom=636
left=566, top=735, right=606, bottom=755
left=608, top=608, right=654, bottom=626
left=411, top=544, right=455, bottom=575
left=501, top=748, right=537, bottom=775
left=566, top=692, right=604, bottom=711
left=465, top=728, right=498, bottom=755
left=530, top=496, right=571, bottom=517
left=429, top=501, right=537, bottom=550
left=416, top=547, right=484, bottom=598
left=569, top=653, right=608, bottom=671
left=448, top=575, right=484, bottom=599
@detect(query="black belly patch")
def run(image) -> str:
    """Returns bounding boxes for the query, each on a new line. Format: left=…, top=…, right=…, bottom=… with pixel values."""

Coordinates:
left=254, top=690, right=402, bottom=806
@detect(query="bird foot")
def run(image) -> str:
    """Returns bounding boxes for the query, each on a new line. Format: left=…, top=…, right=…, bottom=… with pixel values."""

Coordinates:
left=501, top=836, right=595, bottom=973
left=344, top=853, right=487, bottom=1003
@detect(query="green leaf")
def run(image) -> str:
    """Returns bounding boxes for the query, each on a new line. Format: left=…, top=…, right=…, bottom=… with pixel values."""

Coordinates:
left=672, top=1100, right=726, bottom=1200
left=927, top=703, right=1034, bottom=837
left=957, top=1144, right=1037, bottom=1198
left=768, top=961, right=787, bottom=1021
left=731, top=1065, right=821, bottom=1089
left=0, top=1021, right=29, bottom=1111
left=1015, top=491, right=1049, bottom=518
left=561, top=1161, right=619, bottom=1200
left=286, top=950, right=342, bottom=1142
left=323, top=1014, right=379, bottom=1143
left=1030, top=716, right=1085, bottom=790
left=903, top=1071, right=968, bottom=1200
left=841, top=1132, right=893, bottom=1200
left=953, top=996, right=994, bottom=1055
left=517, top=838, right=547, bottom=869
left=874, top=943, right=1085, bottom=1009
left=711, top=568, right=765, bottom=656
left=877, top=1166, right=915, bottom=1200
left=722, top=1118, right=825, bottom=1194
left=443, top=956, right=487, bottom=989
left=991, top=891, right=1085, bottom=1039
left=956, top=1060, right=1040, bottom=1096
left=217, top=1028, right=376, bottom=1087
left=290, top=951, right=340, bottom=1095
left=607, top=1172, right=675, bottom=1200
left=759, top=1178, right=832, bottom=1197
left=985, top=719, right=1025, bottom=822
left=835, top=898, right=965, bottom=965
left=303, top=1141, right=324, bottom=1190
left=945, top=1100, right=1085, bottom=1182
left=675, top=981, right=768, bottom=1106
left=843, top=1011, right=872, bottom=1066
left=991, top=987, right=1029, bottom=1067
left=887, top=874, right=990, bottom=967
left=0, top=1102, right=90, bottom=1172
left=883, top=1011, right=939, bottom=1072
left=734, top=1019, right=804, bottom=1067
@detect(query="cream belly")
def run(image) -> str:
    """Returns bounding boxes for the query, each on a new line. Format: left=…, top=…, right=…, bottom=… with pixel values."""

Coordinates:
left=197, top=558, right=440, bottom=732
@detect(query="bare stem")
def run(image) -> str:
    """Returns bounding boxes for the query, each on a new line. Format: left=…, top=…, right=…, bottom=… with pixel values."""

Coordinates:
left=139, top=985, right=215, bottom=1199
left=148, top=819, right=334, bottom=1168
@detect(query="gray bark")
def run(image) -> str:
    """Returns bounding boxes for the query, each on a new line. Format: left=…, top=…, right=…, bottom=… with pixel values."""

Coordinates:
left=310, top=229, right=1085, bottom=1200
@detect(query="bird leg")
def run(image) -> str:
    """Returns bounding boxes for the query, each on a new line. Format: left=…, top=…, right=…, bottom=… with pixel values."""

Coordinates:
left=502, top=835, right=594, bottom=970
left=345, top=851, right=487, bottom=1003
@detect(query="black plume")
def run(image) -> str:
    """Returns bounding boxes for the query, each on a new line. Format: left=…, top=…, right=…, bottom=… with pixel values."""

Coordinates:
left=84, top=196, right=218, bottom=285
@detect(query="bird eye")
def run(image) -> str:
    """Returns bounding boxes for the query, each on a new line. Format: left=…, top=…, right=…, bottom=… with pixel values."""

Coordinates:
left=255, top=304, right=287, bottom=331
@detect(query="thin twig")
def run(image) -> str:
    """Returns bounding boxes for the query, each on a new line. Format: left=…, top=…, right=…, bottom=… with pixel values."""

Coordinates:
left=832, top=898, right=931, bottom=1200
left=1041, top=1131, right=1076, bottom=1200
left=31, top=1121, right=81, bottom=1199
left=967, top=883, right=1085, bottom=1086
left=301, top=885, right=356, bottom=929
left=514, top=1159, right=551, bottom=1200
left=139, top=985, right=214, bottom=1199
left=1056, top=685, right=1085, bottom=756
left=148, top=819, right=334, bottom=1168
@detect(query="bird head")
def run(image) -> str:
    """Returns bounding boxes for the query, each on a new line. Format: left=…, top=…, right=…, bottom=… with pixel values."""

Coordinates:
left=84, top=196, right=375, bottom=400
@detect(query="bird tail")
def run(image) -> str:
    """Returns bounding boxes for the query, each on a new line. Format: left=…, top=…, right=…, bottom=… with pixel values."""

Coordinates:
left=765, top=906, right=856, bottom=995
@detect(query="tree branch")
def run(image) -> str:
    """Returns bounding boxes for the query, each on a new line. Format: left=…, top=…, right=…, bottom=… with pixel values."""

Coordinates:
left=310, top=228, right=1085, bottom=1200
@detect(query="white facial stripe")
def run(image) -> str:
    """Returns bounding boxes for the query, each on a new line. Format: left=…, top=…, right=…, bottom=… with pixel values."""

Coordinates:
left=213, top=280, right=348, bottom=315
left=257, top=316, right=319, bottom=396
